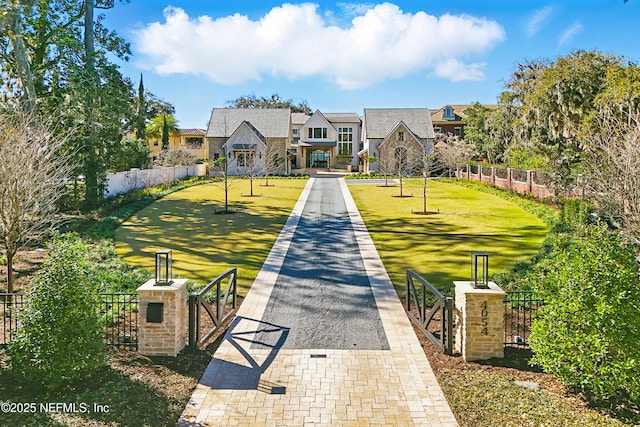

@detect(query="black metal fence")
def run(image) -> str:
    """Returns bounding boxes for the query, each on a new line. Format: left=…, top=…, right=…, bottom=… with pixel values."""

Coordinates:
left=504, top=290, right=544, bottom=348
left=99, top=293, right=139, bottom=350
left=1, top=293, right=26, bottom=346
left=1, top=292, right=139, bottom=350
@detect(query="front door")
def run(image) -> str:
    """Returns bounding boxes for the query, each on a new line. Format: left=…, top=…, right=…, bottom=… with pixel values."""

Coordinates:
left=306, top=149, right=330, bottom=168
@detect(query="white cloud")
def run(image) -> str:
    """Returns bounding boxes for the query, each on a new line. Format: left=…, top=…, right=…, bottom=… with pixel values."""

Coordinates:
left=558, top=21, right=583, bottom=47
left=134, top=3, right=505, bottom=89
left=526, top=6, right=554, bottom=38
left=434, top=58, right=486, bottom=82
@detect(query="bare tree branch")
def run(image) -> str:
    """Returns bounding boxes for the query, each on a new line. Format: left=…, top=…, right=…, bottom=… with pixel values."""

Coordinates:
left=584, top=111, right=640, bottom=243
left=0, top=106, right=77, bottom=292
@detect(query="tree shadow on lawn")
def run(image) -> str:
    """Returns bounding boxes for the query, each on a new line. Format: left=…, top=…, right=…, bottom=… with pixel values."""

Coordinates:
left=365, top=216, right=547, bottom=296
left=116, top=198, right=295, bottom=290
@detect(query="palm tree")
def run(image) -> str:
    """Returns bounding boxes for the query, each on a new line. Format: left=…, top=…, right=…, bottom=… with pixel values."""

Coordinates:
left=146, top=114, right=179, bottom=147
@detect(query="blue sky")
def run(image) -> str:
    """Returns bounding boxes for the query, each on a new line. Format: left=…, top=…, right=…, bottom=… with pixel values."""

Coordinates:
left=102, top=1, right=640, bottom=129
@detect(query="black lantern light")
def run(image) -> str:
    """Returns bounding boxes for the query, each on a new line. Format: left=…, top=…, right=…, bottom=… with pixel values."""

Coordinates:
left=155, top=249, right=173, bottom=285
left=471, top=252, right=489, bottom=289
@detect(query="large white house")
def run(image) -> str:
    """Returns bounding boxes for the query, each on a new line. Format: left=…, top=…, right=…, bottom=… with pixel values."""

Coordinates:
left=205, top=107, right=435, bottom=175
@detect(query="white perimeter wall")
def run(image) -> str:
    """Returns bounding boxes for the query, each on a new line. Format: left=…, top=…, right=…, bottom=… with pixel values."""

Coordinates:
left=104, top=164, right=207, bottom=198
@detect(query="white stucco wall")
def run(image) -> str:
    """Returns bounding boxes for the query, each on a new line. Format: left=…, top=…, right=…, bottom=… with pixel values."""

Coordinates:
left=104, top=163, right=207, bottom=198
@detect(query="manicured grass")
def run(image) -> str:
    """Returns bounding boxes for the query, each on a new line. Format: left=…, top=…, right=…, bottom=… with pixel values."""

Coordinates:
left=115, top=179, right=307, bottom=295
left=347, top=179, right=550, bottom=297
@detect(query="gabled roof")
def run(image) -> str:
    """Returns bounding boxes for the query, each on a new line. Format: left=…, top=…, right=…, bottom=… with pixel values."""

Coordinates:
left=379, top=120, right=421, bottom=148
left=363, top=108, right=435, bottom=139
left=206, top=108, right=291, bottom=138
left=224, top=121, right=266, bottom=150
left=304, top=110, right=336, bottom=132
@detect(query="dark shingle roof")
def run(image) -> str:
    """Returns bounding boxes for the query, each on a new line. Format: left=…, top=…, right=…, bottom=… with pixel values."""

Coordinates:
left=364, top=108, right=435, bottom=139
left=206, top=108, right=291, bottom=138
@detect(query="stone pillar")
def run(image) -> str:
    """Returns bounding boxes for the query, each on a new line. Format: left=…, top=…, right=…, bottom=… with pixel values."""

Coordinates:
left=137, top=278, right=188, bottom=357
left=454, top=281, right=505, bottom=361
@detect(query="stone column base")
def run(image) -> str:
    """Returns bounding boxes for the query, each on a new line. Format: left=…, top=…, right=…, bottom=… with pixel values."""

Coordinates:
left=137, top=278, right=188, bottom=357
left=454, top=281, right=505, bottom=361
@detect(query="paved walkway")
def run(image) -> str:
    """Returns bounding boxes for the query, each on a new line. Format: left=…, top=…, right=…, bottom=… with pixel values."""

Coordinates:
left=178, top=176, right=458, bottom=427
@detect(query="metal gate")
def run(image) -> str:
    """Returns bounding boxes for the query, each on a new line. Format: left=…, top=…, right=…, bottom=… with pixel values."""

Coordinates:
left=188, top=267, right=238, bottom=350
left=405, top=269, right=453, bottom=355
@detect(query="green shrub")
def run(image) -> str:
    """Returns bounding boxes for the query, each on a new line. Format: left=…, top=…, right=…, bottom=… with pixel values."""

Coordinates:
left=8, top=234, right=107, bottom=391
left=529, top=223, right=640, bottom=403
left=560, top=198, right=594, bottom=229
left=86, top=239, right=152, bottom=292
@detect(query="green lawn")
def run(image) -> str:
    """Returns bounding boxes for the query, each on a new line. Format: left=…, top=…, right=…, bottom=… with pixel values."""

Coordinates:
left=116, top=177, right=548, bottom=298
left=115, top=178, right=307, bottom=294
left=347, top=179, right=550, bottom=296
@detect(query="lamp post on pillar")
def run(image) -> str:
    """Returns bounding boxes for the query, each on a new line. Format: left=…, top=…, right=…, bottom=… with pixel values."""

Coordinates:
left=471, top=252, right=489, bottom=289
left=155, top=249, right=173, bottom=285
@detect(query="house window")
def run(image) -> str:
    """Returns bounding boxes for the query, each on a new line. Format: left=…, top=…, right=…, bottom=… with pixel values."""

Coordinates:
left=434, top=127, right=442, bottom=133
left=454, top=127, right=462, bottom=137
left=398, top=131, right=404, bottom=141
left=185, top=137, right=203, bottom=149
left=153, top=141, right=159, bottom=146
left=308, top=127, right=327, bottom=139
left=338, top=142, right=352, bottom=156
left=338, top=127, right=353, bottom=142
left=444, top=107, right=453, bottom=119
left=235, top=151, right=255, bottom=167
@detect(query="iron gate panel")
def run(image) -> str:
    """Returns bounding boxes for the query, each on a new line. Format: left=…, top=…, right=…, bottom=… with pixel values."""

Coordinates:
left=188, top=267, right=238, bottom=350
left=405, top=269, right=453, bottom=355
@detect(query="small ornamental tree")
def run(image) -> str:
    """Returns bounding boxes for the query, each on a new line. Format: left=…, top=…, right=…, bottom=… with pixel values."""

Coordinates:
left=263, top=138, right=284, bottom=185
left=529, top=223, right=640, bottom=402
left=9, top=234, right=107, bottom=391
left=0, top=107, right=76, bottom=292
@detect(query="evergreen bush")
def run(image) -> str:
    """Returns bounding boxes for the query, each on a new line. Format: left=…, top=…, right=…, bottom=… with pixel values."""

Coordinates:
left=8, top=234, right=107, bottom=391
left=529, top=222, right=640, bottom=403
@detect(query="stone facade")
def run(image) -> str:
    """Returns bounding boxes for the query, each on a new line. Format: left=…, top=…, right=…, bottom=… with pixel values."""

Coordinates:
left=454, top=281, right=505, bottom=361
left=137, top=278, right=188, bottom=357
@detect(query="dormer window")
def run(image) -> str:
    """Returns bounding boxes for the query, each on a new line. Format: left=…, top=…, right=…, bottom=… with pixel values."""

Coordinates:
left=444, top=107, right=454, bottom=120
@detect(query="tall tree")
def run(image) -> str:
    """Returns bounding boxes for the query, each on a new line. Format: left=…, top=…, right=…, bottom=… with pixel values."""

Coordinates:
left=506, top=50, right=623, bottom=168
left=135, top=73, right=146, bottom=140
left=227, top=92, right=310, bottom=113
left=462, top=103, right=494, bottom=162
left=0, top=0, right=136, bottom=210
left=161, top=114, right=169, bottom=150
left=82, top=0, right=101, bottom=209
left=0, top=1, right=37, bottom=110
